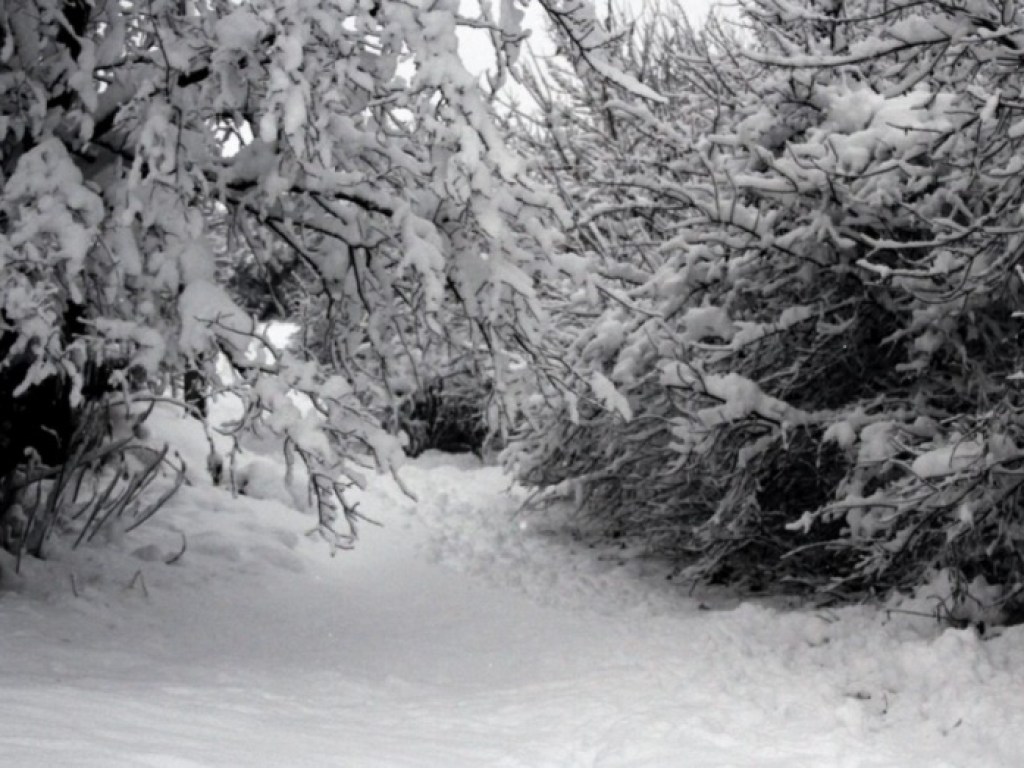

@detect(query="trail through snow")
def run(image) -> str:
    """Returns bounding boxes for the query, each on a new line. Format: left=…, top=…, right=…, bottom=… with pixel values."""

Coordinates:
left=2, top=407, right=1023, bottom=767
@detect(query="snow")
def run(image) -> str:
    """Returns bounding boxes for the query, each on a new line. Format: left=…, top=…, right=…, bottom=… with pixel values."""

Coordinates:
left=4, top=138, right=105, bottom=277
left=214, top=9, right=265, bottom=51
left=858, top=421, right=898, bottom=464
left=699, top=371, right=807, bottom=428
left=912, top=439, right=986, bottom=479
left=177, top=280, right=256, bottom=360
left=824, top=420, right=858, bottom=449
left=590, top=370, right=632, bottom=421
left=682, top=305, right=735, bottom=343
left=2, top=400, right=1024, bottom=766
left=585, top=54, right=668, bottom=105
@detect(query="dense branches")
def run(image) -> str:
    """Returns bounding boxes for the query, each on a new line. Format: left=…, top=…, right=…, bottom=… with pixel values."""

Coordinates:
left=509, top=0, right=1024, bottom=613
left=0, top=0, right=577, bottom=558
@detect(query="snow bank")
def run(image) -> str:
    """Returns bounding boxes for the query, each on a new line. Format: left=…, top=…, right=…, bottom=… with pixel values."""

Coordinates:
left=1, top=407, right=1023, bottom=767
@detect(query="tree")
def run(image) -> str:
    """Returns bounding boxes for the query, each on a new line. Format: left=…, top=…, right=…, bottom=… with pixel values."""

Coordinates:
left=509, top=0, right=1024, bottom=614
left=1, top=0, right=595, bottom=560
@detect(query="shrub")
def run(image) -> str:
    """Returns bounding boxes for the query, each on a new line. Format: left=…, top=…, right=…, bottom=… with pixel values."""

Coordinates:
left=391, top=373, right=493, bottom=458
left=507, top=0, right=1024, bottom=607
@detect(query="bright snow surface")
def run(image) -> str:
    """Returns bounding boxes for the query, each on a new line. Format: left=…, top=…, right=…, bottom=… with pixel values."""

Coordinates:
left=2, top=403, right=1023, bottom=767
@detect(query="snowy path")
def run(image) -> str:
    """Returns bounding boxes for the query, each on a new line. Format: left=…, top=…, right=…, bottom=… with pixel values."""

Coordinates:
left=2, top=424, right=1023, bottom=766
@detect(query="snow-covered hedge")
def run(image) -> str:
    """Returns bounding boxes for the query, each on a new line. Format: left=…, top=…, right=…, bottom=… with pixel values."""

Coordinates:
left=508, top=0, right=1024, bottom=609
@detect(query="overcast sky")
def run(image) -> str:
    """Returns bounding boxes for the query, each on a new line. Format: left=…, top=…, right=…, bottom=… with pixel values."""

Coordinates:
left=459, top=0, right=722, bottom=79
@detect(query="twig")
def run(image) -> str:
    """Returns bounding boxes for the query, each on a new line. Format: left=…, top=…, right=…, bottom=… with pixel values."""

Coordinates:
left=165, top=531, right=188, bottom=565
left=127, top=569, right=149, bottom=598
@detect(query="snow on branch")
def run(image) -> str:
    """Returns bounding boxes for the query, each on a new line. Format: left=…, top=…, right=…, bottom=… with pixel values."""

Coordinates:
left=535, top=0, right=668, bottom=103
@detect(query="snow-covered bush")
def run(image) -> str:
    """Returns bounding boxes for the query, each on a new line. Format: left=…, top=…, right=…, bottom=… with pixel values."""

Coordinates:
left=508, top=0, right=1024, bottom=608
left=0, top=0, right=669, bottom=567
left=0, top=0, right=586, bottom=564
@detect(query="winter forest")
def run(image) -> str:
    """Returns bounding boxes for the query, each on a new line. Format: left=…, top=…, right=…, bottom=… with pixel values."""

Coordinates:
left=3, top=0, right=1024, bottom=765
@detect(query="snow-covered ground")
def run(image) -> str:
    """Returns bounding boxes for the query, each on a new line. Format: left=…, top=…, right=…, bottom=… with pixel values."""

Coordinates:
left=2, top=402, right=1023, bottom=767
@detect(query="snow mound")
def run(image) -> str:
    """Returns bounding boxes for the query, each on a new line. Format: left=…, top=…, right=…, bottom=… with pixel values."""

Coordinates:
left=1, top=414, right=1023, bottom=767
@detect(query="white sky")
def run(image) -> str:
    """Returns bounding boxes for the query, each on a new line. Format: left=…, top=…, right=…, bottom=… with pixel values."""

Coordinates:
left=458, top=0, right=720, bottom=80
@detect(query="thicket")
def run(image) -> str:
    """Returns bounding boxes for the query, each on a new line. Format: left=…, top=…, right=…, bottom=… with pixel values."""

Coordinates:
left=0, top=0, right=551, bottom=564
left=11, top=0, right=1024, bottom=623
left=507, top=0, right=1024, bottom=615
left=0, top=0, right=664, bottom=568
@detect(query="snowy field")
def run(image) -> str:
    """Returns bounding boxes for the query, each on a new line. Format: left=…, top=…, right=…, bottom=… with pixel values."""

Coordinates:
left=2, top=401, right=1023, bottom=767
